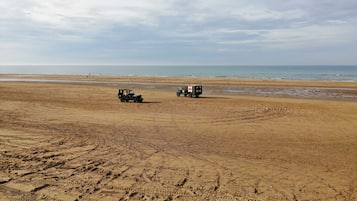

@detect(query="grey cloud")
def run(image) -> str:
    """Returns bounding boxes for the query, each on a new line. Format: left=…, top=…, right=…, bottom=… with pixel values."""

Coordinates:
left=0, top=0, right=356, bottom=64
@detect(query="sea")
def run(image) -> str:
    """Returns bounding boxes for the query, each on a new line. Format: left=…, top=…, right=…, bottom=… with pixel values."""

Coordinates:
left=1, top=65, right=357, bottom=82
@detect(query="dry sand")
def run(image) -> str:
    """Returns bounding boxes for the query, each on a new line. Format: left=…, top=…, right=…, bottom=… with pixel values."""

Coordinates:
left=0, top=75, right=356, bottom=201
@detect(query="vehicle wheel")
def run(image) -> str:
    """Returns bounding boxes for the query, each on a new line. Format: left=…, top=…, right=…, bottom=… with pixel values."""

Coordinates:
left=176, top=92, right=180, bottom=97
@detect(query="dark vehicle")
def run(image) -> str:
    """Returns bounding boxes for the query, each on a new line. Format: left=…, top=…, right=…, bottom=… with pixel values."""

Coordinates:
left=118, top=89, right=143, bottom=103
left=176, top=85, right=202, bottom=98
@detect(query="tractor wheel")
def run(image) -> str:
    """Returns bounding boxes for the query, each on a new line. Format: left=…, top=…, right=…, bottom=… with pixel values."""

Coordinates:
left=176, top=92, right=180, bottom=97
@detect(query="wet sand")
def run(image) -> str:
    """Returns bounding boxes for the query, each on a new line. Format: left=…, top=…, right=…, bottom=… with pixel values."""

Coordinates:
left=0, top=75, right=356, bottom=201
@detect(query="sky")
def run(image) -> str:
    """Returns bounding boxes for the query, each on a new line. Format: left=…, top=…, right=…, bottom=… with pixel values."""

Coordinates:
left=0, top=0, right=357, bottom=65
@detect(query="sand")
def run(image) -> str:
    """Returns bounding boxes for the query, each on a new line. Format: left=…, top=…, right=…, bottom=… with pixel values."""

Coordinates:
left=0, top=75, right=356, bottom=201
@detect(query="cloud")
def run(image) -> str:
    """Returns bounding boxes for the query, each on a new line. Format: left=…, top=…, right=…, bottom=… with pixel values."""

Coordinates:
left=0, top=0, right=357, bottom=64
left=1, top=0, right=177, bottom=42
left=23, top=0, right=176, bottom=30
left=186, top=0, right=305, bottom=22
left=215, top=24, right=357, bottom=50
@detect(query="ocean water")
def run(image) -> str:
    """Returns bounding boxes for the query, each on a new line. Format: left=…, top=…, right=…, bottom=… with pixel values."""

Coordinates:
left=1, top=65, right=357, bottom=81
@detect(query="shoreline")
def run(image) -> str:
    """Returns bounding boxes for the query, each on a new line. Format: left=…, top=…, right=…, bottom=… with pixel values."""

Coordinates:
left=1, top=73, right=357, bottom=86
left=1, top=74, right=357, bottom=100
left=1, top=65, right=357, bottom=82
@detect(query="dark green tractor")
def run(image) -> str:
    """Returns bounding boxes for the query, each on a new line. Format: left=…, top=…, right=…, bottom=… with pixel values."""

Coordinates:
left=118, top=89, right=143, bottom=103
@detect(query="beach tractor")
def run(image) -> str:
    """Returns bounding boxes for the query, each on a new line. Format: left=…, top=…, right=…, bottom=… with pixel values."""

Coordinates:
left=118, top=89, right=143, bottom=103
left=176, top=85, right=202, bottom=98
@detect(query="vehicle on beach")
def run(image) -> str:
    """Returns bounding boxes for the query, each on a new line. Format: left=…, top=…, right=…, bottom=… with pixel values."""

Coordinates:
left=176, top=85, right=202, bottom=98
left=118, top=89, right=143, bottom=103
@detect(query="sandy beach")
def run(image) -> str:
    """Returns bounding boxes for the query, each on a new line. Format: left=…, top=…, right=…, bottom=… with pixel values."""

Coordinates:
left=0, top=75, right=356, bottom=201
